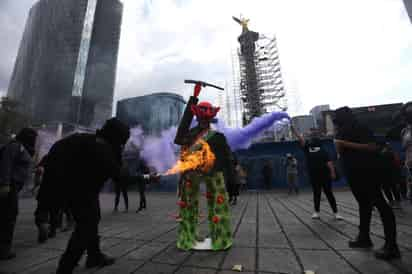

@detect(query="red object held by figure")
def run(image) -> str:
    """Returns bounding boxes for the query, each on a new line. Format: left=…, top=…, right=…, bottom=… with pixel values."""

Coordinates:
left=194, top=83, right=202, bottom=97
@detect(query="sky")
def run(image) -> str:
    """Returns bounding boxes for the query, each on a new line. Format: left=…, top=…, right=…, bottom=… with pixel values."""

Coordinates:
left=0, top=0, right=411, bottom=117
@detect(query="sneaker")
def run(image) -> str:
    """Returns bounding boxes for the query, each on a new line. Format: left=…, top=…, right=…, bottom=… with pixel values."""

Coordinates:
left=374, top=245, right=401, bottom=260
left=335, top=213, right=344, bottom=220
left=311, top=212, right=320, bottom=219
left=85, top=253, right=115, bottom=268
left=0, top=251, right=16, bottom=260
left=348, top=238, right=373, bottom=248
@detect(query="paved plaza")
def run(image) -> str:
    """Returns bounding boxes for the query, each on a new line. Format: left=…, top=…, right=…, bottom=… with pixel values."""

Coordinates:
left=1, top=190, right=412, bottom=274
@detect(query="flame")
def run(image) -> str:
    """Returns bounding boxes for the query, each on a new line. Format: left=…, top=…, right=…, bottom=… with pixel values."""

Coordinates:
left=165, top=139, right=216, bottom=175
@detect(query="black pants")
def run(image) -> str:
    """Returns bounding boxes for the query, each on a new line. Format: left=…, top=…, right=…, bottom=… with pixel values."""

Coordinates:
left=114, top=183, right=128, bottom=210
left=310, top=176, right=337, bottom=213
left=382, top=178, right=401, bottom=203
left=57, top=198, right=101, bottom=273
left=347, top=171, right=397, bottom=247
left=138, top=181, right=146, bottom=210
left=34, top=199, right=61, bottom=231
left=0, top=187, right=18, bottom=255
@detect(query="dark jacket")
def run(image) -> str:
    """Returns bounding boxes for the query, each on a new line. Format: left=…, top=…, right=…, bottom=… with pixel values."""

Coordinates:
left=0, top=141, right=32, bottom=191
left=37, top=133, right=123, bottom=204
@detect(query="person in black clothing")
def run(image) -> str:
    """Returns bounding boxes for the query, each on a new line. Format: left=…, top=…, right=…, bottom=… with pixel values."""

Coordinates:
left=136, top=161, right=150, bottom=212
left=291, top=126, right=342, bottom=220
left=35, top=118, right=157, bottom=274
left=333, top=106, right=400, bottom=260
left=113, top=161, right=129, bottom=212
left=0, top=128, right=37, bottom=260
left=262, top=160, right=273, bottom=190
left=34, top=155, right=65, bottom=243
left=229, top=156, right=240, bottom=205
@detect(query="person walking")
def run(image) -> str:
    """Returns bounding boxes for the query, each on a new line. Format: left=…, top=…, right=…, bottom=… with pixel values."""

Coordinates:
left=292, top=126, right=342, bottom=220
left=285, top=154, right=299, bottom=195
left=333, top=106, right=400, bottom=260
left=262, top=160, right=273, bottom=190
left=0, top=128, right=37, bottom=260
left=113, top=161, right=129, bottom=212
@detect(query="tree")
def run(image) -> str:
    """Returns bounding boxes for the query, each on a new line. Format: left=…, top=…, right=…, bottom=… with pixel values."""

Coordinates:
left=0, top=97, right=31, bottom=144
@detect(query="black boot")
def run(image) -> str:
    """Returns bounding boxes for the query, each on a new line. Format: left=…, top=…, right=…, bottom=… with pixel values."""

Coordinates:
left=85, top=252, right=115, bottom=268
left=374, top=244, right=401, bottom=260
left=348, top=236, right=373, bottom=248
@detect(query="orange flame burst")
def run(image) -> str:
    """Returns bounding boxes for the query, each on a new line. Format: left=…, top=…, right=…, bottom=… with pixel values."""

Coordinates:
left=165, top=139, right=216, bottom=175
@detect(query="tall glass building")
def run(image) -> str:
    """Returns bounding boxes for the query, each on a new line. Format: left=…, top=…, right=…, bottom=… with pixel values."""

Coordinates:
left=7, top=0, right=123, bottom=128
left=116, top=93, right=186, bottom=136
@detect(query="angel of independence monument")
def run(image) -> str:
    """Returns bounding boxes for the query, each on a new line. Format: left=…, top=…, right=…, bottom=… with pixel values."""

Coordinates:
left=232, top=16, right=287, bottom=126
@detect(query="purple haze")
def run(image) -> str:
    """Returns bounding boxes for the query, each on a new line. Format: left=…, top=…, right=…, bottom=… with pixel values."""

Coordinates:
left=128, top=111, right=290, bottom=173
left=214, top=111, right=290, bottom=150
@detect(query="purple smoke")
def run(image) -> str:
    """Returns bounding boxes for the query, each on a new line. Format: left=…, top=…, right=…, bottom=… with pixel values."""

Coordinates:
left=140, top=127, right=178, bottom=173
left=111, top=111, right=290, bottom=173
left=214, top=111, right=290, bottom=150
left=124, top=126, right=178, bottom=173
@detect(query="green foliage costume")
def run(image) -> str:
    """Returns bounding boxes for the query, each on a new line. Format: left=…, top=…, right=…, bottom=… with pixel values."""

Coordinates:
left=174, top=94, right=235, bottom=251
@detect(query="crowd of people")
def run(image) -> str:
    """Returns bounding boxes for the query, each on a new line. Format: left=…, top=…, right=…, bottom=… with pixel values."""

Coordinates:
left=0, top=102, right=411, bottom=272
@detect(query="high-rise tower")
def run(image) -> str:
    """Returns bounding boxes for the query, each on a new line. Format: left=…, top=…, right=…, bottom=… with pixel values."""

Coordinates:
left=7, top=0, right=123, bottom=128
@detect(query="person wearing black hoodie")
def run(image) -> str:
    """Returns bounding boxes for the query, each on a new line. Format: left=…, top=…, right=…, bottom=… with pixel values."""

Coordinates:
left=333, top=106, right=400, bottom=260
left=35, top=118, right=156, bottom=274
left=0, top=128, right=37, bottom=260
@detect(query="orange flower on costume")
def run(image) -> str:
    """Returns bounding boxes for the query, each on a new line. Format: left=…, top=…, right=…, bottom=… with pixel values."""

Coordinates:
left=212, top=215, right=220, bottom=224
left=216, top=194, right=224, bottom=204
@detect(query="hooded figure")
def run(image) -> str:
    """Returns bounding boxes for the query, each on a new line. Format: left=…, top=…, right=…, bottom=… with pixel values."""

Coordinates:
left=333, top=106, right=400, bottom=260
left=174, top=83, right=234, bottom=251
left=34, top=118, right=135, bottom=274
left=0, top=128, right=37, bottom=260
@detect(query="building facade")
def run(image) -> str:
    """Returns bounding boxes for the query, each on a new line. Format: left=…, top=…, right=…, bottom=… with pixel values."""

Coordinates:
left=323, top=103, right=404, bottom=137
left=404, top=0, right=412, bottom=23
left=291, top=115, right=316, bottom=137
left=116, top=93, right=186, bottom=136
left=7, top=0, right=123, bottom=128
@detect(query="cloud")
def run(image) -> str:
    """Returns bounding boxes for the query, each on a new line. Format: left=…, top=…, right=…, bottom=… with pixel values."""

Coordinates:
left=0, top=0, right=411, bottom=118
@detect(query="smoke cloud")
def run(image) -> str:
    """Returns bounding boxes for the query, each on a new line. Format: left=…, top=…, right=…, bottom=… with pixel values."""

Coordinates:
left=125, top=111, right=290, bottom=173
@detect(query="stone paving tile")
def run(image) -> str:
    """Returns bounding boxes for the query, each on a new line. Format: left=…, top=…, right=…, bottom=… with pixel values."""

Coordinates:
left=132, top=262, right=177, bottom=274
left=175, top=266, right=217, bottom=274
left=0, top=247, right=58, bottom=273
left=183, top=251, right=227, bottom=269
left=259, top=248, right=302, bottom=274
left=340, top=250, right=404, bottom=274
left=4, top=191, right=412, bottom=274
left=93, top=258, right=144, bottom=274
left=221, top=247, right=255, bottom=272
left=297, top=249, right=358, bottom=274
left=126, top=242, right=169, bottom=261
left=151, top=245, right=190, bottom=265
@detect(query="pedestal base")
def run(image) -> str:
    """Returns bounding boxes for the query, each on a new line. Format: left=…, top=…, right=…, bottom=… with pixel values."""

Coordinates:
left=192, top=238, right=212, bottom=250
